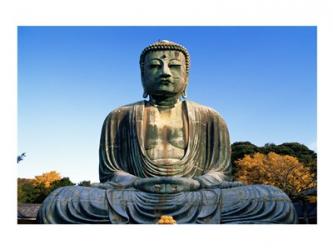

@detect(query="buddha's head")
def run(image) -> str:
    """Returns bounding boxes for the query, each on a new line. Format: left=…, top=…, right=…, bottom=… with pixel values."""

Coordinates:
left=140, top=40, right=190, bottom=99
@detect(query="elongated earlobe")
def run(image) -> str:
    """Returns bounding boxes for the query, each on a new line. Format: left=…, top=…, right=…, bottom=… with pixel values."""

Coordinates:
left=181, top=90, right=187, bottom=99
left=181, top=85, right=188, bottom=99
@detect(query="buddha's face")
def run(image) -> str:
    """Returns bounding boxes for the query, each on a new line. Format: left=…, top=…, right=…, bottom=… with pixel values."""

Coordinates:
left=142, top=50, right=188, bottom=97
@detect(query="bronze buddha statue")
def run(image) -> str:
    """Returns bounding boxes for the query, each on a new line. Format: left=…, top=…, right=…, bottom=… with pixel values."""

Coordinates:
left=37, top=40, right=297, bottom=224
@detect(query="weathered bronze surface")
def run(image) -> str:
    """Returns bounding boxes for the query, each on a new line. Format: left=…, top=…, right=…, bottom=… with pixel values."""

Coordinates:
left=37, top=40, right=298, bottom=224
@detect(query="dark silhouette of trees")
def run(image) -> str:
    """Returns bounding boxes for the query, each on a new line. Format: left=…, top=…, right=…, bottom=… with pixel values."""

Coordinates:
left=17, top=172, right=76, bottom=204
left=231, top=141, right=317, bottom=177
left=78, top=180, right=91, bottom=187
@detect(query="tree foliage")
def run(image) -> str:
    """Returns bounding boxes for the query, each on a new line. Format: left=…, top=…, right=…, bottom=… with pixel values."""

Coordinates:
left=17, top=178, right=38, bottom=203
left=234, top=152, right=316, bottom=199
left=78, top=180, right=91, bottom=187
left=18, top=171, right=76, bottom=204
left=231, top=141, right=317, bottom=176
left=49, top=177, right=75, bottom=192
left=231, top=141, right=259, bottom=166
left=261, top=142, right=317, bottom=175
left=32, top=171, right=61, bottom=188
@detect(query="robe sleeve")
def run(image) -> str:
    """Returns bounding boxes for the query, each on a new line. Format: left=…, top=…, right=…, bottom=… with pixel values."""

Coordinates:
left=193, top=107, right=232, bottom=187
left=98, top=108, right=138, bottom=185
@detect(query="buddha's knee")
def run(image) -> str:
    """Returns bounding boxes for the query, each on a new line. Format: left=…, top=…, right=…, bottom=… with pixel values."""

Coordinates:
left=221, top=184, right=298, bottom=224
left=37, top=186, right=110, bottom=224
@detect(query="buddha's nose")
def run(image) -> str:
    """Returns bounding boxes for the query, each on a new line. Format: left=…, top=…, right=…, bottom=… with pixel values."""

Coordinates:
left=161, top=64, right=171, bottom=77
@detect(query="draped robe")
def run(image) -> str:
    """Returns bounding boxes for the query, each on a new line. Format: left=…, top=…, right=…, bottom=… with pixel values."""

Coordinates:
left=99, top=100, right=232, bottom=183
left=37, top=100, right=298, bottom=224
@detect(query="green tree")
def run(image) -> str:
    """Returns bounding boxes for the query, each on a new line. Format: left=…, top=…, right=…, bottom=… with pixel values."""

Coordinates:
left=78, top=180, right=91, bottom=187
left=279, top=142, right=317, bottom=175
left=262, top=143, right=293, bottom=155
left=231, top=141, right=317, bottom=177
left=32, top=183, right=50, bottom=203
left=17, top=174, right=76, bottom=204
left=18, top=178, right=38, bottom=203
left=231, top=141, right=259, bottom=163
left=49, top=177, right=75, bottom=192
left=231, top=141, right=260, bottom=176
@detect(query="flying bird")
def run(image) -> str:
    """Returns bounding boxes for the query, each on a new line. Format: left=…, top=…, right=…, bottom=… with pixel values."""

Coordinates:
left=17, top=152, right=26, bottom=163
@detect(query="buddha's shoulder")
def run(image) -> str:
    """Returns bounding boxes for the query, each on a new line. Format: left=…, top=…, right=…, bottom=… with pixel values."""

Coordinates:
left=186, top=100, right=228, bottom=126
left=105, top=101, right=144, bottom=118
left=186, top=100, right=222, bottom=116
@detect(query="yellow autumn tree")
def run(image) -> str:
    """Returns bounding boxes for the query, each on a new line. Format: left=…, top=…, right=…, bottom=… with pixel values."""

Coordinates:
left=234, top=152, right=316, bottom=199
left=32, top=171, right=62, bottom=188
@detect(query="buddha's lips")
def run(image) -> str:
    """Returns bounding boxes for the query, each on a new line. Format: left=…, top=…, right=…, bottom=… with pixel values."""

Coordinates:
left=159, top=79, right=172, bottom=84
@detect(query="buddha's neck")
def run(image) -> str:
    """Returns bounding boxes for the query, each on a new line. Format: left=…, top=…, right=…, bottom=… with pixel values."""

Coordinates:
left=149, top=95, right=180, bottom=108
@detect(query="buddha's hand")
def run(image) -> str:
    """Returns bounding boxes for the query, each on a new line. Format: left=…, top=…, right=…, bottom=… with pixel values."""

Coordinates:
left=92, top=172, right=138, bottom=189
left=133, top=177, right=200, bottom=194
left=193, top=172, right=245, bottom=189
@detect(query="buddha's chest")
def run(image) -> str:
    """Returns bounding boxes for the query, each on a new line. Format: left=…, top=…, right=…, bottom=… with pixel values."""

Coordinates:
left=143, top=105, right=188, bottom=163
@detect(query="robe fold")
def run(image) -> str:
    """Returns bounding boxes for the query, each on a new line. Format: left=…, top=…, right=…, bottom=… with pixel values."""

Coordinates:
left=99, top=100, right=232, bottom=182
left=37, top=100, right=298, bottom=224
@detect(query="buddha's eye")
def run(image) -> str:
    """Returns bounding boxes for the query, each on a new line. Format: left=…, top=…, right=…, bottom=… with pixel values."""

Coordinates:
left=149, top=60, right=161, bottom=69
left=169, top=60, right=182, bottom=68
left=169, top=64, right=181, bottom=69
left=150, top=64, right=161, bottom=69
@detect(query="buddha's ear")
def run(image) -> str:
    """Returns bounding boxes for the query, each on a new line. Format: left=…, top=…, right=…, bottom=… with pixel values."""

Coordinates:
left=141, top=73, right=149, bottom=98
left=182, top=84, right=188, bottom=99
left=140, top=70, right=144, bottom=83
left=142, top=89, right=148, bottom=98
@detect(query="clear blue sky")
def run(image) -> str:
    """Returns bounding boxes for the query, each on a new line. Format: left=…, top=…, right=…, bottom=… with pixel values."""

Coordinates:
left=18, top=26, right=316, bottom=183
